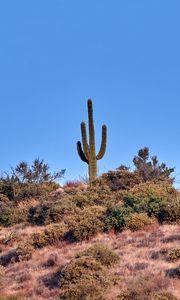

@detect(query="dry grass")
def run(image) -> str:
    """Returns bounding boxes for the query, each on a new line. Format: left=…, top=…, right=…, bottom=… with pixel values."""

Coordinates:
left=0, top=223, right=179, bottom=299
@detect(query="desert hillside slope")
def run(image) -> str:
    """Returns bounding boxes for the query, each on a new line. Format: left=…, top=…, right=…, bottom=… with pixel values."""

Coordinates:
left=0, top=150, right=180, bottom=299
left=0, top=223, right=180, bottom=300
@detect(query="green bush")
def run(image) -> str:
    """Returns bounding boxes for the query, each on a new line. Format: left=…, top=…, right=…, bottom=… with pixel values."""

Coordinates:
left=65, top=180, right=117, bottom=209
left=123, top=182, right=176, bottom=221
left=105, top=205, right=133, bottom=231
left=51, top=184, right=115, bottom=209
left=76, top=243, right=119, bottom=267
left=0, top=206, right=27, bottom=227
left=32, top=222, right=68, bottom=248
left=29, top=199, right=78, bottom=225
left=67, top=206, right=106, bottom=241
left=0, top=207, right=17, bottom=227
left=17, top=182, right=59, bottom=200
left=160, top=195, right=180, bottom=223
left=69, top=192, right=91, bottom=208
left=0, top=177, right=21, bottom=201
left=59, top=256, right=111, bottom=300
left=86, top=182, right=118, bottom=207
left=124, top=213, right=153, bottom=231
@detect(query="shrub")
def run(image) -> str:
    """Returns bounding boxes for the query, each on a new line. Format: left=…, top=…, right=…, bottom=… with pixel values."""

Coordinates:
left=168, top=248, right=180, bottom=261
left=0, top=177, right=21, bottom=201
left=9, top=159, right=63, bottom=185
left=70, top=192, right=91, bottom=209
left=160, top=194, right=180, bottom=223
left=76, top=243, right=119, bottom=267
left=29, top=199, right=78, bottom=225
left=63, top=178, right=116, bottom=209
left=32, top=231, right=50, bottom=248
left=32, top=222, right=68, bottom=248
left=0, top=158, right=63, bottom=201
left=0, top=206, right=27, bottom=227
left=124, top=213, right=153, bottom=231
left=116, top=274, right=168, bottom=300
left=116, top=291, right=177, bottom=300
left=59, top=281, right=105, bottom=300
left=101, top=169, right=142, bottom=191
left=87, top=183, right=117, bottom=207
left=116, top=289, right=139, bottom=300
left=133, top=147, right=174, bottom=183
left=0, top=207, right=18, bottom=227
left=67, top=206, right=106, bottom=241
left=123, top=182, right=176, bottom=221
left=152, top=292, right=178, bottom=300
left=2, top=232, right=21, bottom=246
left=0, top=265, right=5, bottom=289
left=16, top=182, right=60, bottom=200
left=59, top=256, right=111, bottom=299
left=0, top=243, right=33, bottom=266
left=105, top=205, right=133, bottom=231
left=14, top=243, right=34, bottom=262
left=0, top=194, right=9, bottom=207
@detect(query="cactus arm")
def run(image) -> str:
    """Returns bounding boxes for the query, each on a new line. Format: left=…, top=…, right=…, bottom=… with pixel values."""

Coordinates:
left=96, top=125, right=107, bottom=160
left=77, top=141, right=89, bottom=164
left=81, top=122, right=90, bottom=160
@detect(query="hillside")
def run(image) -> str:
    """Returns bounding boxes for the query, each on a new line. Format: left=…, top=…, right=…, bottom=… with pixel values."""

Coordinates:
left=0, top=222, right=179, bottom=300
left=0, top=150, right=180, bottom=300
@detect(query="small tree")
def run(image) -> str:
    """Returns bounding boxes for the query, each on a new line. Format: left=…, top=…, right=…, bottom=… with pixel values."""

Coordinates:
left=0, top=159, right=65, bottom=200
left=133, top=147, right=174, bottom=183
left=12, top=158, right=63, bottom=184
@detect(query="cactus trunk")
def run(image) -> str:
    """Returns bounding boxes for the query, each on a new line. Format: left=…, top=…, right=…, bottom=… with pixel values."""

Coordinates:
left=77, top=99, right=107, bottom=184
left=89, top=155, right=97, bottom=182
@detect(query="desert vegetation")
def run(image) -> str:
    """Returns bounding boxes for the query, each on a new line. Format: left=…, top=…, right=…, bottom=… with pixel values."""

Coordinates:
left=0, top=147, right=179, bottom=299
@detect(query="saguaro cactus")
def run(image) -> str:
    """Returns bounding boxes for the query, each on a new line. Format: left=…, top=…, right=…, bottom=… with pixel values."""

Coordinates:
left=77, top=99, right=107, bottom=184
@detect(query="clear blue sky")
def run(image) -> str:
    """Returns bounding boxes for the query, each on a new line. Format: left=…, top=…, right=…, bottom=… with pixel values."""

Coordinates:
left=0, top=1, right=180, bottom=186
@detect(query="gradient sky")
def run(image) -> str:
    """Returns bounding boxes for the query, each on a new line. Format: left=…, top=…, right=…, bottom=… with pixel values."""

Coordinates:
left=0, top=1, right=180, bottom=186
